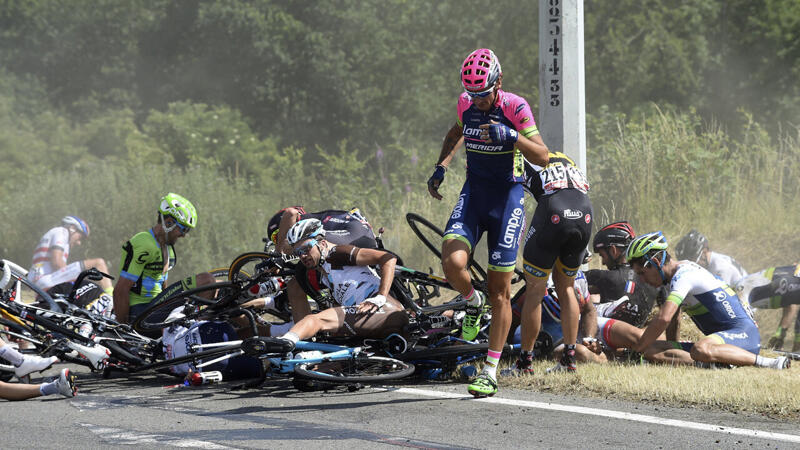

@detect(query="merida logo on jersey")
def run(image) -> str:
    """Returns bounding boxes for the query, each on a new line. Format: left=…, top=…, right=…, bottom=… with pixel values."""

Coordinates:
left=499, top=207, right=523, bottom=249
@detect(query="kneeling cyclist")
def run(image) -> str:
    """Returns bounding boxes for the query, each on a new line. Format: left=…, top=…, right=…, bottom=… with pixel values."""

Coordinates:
left=627, top=232, right=789, bottom=369
left=274, top=219, right=409, bottom=350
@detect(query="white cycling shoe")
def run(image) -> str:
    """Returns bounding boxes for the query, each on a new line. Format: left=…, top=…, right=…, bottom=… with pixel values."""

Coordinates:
left=14, top=355, right=58, bottom=378
left=66, top=341, right=110, bottom=370
left=55, top=368, right=77, bottom=398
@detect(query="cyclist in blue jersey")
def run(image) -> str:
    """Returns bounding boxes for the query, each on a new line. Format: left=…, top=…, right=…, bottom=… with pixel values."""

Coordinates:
left=627, top=232, right=789, bottom=369
left=427, top=48, right=549, bottom=397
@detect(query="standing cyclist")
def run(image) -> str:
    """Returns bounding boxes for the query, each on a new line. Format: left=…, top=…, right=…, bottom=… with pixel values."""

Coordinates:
left=675, top=230, right=747, bottom=287
left=28, top=216, right=112, bottom=293
left=512, top=153, right=593, bottom=377
left=427, top=48, right=549, bottom=397
left=113, top=193, right=215, bottom=324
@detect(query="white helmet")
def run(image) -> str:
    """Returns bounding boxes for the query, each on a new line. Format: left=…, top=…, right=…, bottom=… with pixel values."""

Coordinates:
left=286, top=219, right=325, bottom=246
left=61, top=216, right=90, bottom=237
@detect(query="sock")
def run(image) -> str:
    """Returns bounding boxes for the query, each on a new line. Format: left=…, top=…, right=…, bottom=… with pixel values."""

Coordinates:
left=755, top=355, right=776, bottom=367
left=464, top=288, right=481, bottom=307
left=772, top=326, right=786, bottom=338
left=281, top=332, right=300, bottom=344
left=103, top=286, right=114, bottom=295
left=0, top=345, right=25, bottom=366
left=262, top=296, right=276, bottom=310
left=269, top=321, right=294, bottom=336
left=520, top=350, right=533, bottom=363
left=483, top=349, right=502, bottom=379
left=39, top=379, right=60, bottom=396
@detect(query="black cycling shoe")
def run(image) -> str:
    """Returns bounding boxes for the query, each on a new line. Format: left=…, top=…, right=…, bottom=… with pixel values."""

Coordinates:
left=242, top=336, right=295, bottom=356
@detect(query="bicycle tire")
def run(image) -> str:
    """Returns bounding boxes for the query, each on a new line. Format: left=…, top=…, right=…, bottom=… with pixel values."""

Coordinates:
left=294, top=355, right=415, bottom=383
left=131, top=282, right=229, bottom=333
left=208, top=266, right=250, bottom=282
left=228, top=252, right=277, bottom=282
left=405, top=213, right=488, bottom=283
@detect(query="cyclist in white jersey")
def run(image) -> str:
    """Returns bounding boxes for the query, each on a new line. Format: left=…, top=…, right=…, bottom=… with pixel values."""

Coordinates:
left=273, top=219, right=409, bottom=350
left=675, top=230, right=747, bottom=286
left=626, top=232, right=789, bottom=369
left=28, top=216, right=112, bottom=292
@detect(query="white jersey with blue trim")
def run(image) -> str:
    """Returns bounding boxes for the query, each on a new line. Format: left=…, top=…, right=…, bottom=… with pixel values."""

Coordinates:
left=669, top=261, right=756, bottom=335
left=706, top=251, right=747, bottom=287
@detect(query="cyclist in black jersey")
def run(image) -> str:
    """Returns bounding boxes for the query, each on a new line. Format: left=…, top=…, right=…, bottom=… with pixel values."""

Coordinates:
left=267, top=206, right=378, bottom=322
left=735, top=264, right=800, bottom=351
left=584, top=221, right=661, bottom=327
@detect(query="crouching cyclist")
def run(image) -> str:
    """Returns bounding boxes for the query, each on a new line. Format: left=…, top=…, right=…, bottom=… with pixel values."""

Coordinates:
left=627, top=232, right=789, bottom=369
left=271, top=219, right=408, bottom=350
left=735, top=264, right=800, bottom=351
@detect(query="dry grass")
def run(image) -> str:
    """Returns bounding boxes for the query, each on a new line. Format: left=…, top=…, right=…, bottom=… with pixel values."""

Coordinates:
left=488, top=357, right=800, bottom=420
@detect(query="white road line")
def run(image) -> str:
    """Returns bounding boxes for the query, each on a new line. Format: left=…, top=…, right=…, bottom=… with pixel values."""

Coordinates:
left=392, top=387, right=800, bottom=444
left=79, top=423, right=234, bottom=449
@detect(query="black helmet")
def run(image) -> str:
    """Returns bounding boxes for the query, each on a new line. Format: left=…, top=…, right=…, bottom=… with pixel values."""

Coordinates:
left=593, top=221, right=636, bottom=251
left=267, top=206, right=305, bottom=244
left=675, top=229, right=708, bottom=262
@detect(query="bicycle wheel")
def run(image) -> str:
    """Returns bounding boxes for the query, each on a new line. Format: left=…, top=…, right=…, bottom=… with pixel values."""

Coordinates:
left=406, top=213, right=487, bottom=283
left=294, top=355, right=414, bottom=383
left=131, top=282, right=230, bottom=333
left=228, top=252, right=279, bottom=282
left=396, top=343, right=491, bottom=364
left=208, top=266, right=250, bottom=282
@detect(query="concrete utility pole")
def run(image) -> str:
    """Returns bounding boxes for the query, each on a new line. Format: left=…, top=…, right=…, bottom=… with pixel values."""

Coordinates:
left=538, top=0, right=586, bottom=172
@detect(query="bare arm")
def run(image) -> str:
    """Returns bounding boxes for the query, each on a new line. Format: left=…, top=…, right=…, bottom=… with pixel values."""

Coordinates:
left=113, top=277, right=135, bottom=324
left=428, top=124, right=463, bottom=200
left=665, top=307, right=681, bottom=341
left=276, top=207, right=304, bottom=255
left=579, top=300, right=598, bottom=338
left=634, top=301, right=679, bottom=352
left=516, top=132, right=549, bottom=166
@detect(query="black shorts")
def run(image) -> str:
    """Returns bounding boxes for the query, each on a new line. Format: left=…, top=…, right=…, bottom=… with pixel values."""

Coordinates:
left=522, top=189, right=592, bottom=279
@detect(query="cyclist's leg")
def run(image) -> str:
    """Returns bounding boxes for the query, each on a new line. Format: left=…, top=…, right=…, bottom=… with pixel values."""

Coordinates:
left=598, top=317, right=643, bottom=350
left=343, top=297, right=409, bottom=339
left=441, top=183, right=480, bottom=297
left=691, top=327, right=761, bottom=366
left=643, top=341, right=694, bottom=365
left=0, top=381, right=46, bottom=401
left=32, top=261, right=84, bottom=291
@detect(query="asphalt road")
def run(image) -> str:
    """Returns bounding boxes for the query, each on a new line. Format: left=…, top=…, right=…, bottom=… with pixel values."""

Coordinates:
left=2, top=364, right=799, bottom=449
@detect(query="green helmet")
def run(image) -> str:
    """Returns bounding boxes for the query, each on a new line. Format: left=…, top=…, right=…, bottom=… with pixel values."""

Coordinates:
left=159, top=193, right=198, bottom=229
left=625, top=231, right=668, bottom=262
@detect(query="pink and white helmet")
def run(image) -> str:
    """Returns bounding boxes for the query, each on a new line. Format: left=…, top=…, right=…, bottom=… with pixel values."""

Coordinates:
left=460, top=48, right=502, bottom=93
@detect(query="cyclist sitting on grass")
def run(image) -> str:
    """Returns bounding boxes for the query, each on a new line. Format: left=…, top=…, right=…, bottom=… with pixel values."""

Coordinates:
left=272, top=219, right=409, bottom=351
left=627, top=232, right=789, bottom=369
left=28, top=216, right=112, bottom=293
left=266, top=206, right=378, bottom=323
left=113, top=193, right=215, bottom=324
left=735, top=264, right=800, bottom=352
left=585, top=221, right=663, bottom=327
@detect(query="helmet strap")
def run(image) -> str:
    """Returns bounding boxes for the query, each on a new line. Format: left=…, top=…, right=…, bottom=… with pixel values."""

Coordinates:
left=159, top=212, right=179, bottom=234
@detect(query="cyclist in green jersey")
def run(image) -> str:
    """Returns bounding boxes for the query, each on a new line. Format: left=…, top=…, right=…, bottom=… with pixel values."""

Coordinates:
left=113, top=193, right=215, bottom=324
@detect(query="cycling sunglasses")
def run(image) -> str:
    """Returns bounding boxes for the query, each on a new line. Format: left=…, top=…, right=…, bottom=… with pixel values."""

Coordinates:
left=465, top=86, right=495, bottom=99
left=293, top=239, right=318, bottom=257
left=175, top=221, right=191, bottom=234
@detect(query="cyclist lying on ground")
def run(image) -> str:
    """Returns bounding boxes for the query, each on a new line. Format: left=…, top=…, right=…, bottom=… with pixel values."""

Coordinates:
left=735, top=264, right=800, bottom=352
left=270, top=219, right=408, bottom=352
left=266, top=206, right=378, bottom=323
left=47, top=277, right=115, bottom=318
left=627, top=232, right=789, bottom=369
left=0, top=340, right=76, bottom=400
